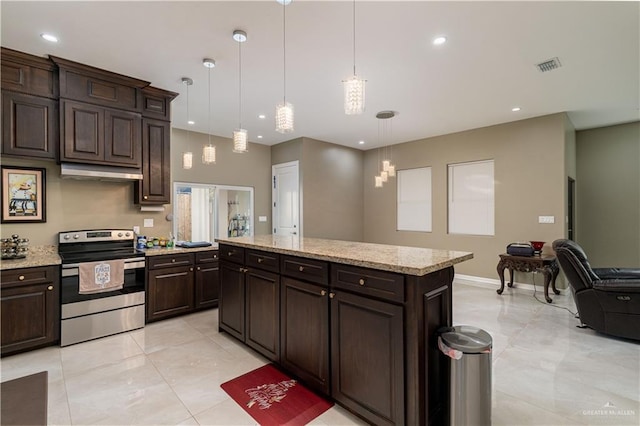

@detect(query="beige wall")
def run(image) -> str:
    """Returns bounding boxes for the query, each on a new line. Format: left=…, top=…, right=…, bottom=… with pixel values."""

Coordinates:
left=271, top=137, right=364, bottom=241
left=301, top=138, right=363, bottom=241
left=0, top=157, right=169, bottom=246
left=576, top=121, right=640, bottom=266
left=363, top=114, right=569, bottom=281
left=1, top=128, right=272, bottom=246
left=171, top=128, right=272, bottom=236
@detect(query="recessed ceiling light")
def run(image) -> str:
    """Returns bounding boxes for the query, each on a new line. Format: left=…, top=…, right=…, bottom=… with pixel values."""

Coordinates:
left=258, top=114, right=266, bottom=119
left=40, top=33, right=58, bottom=43
left=188, top=120, right=195, bottom=125
left=257, top=135, right=263, bottom=139
left=276, top=0, right=292, bottom=5
left=359, top=140, right=365, bottom=145
left=512, top=107, right=521, bottom=112
left=433, top=36, right=447, bottom=46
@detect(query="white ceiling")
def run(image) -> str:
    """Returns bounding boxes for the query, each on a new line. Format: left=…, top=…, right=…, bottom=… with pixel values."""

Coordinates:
left=2, top=1, right=638, bottom=150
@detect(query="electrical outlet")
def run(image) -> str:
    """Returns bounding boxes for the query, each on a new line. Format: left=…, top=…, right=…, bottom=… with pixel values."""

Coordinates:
left=143, top=219, right=154, bottom=227
left=133, top=226, right=140, bottom=234
left=538, top=216, right=555, bottom=224
left=259, top=216, right=268, bottom=222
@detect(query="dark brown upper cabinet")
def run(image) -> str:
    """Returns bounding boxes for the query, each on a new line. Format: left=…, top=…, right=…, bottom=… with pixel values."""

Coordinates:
left=134, top=87, right=177, bottom=205
left=1, top=48, right=58, bottom=160
left=50, top=55, right=149, bottom=168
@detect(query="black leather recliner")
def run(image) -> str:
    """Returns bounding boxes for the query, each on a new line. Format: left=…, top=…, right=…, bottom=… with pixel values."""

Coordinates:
left=552, top=239, right=640, bottom=341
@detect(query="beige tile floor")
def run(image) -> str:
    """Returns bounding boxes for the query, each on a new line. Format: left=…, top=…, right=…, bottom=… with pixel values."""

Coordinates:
left=1, top=281, right=638, bottom=425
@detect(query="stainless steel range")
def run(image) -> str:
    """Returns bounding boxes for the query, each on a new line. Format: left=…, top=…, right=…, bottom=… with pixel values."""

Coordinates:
left=58, top=229, right=145, bottom=346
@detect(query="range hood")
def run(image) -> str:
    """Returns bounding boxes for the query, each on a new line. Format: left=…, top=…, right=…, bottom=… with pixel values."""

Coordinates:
left=60, top=163, right=143, bottom=181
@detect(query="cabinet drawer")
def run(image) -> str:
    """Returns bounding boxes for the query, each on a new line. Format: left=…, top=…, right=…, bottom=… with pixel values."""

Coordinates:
left=1, top=48, right=57, bottom=98
left=147, top=253, right=193, bottom=269
left=281, top=256, right=328, bottom=286
left=141, top=86, right=177, bottom=121
left=246, top=249, right=280, bottom=273
left=195, top=250, right=219, bottom=264
left=219, top=245, right=245, bottom=265
left=1, top=266, right=57, bottom=288
left=331, top=264, right=405, bottom=303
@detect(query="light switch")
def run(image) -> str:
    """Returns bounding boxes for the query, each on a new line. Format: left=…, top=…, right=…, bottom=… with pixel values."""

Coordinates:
left=538, top=216, right=555, bottom=224
left=259, top=216, right=268, bottom=222
left=143, top=219, right=154, bottom=227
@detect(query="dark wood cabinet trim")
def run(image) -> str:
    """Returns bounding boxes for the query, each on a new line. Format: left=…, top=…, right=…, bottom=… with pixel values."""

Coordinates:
left=1, top=47, right=57, bottom=98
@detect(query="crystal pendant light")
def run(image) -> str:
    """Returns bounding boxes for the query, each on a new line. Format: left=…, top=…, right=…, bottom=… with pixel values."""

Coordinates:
left=374, top=175, right=383, bottom=188
left=182, top=151, right=193, bottom=169
left=202, top=58, right=216, bottom=165
left=233, top=30, right=249, bottom=153
left=343, top=0, right=365, bottom=115
left=275, top=0, right=294, bottom=133
left=181, top=77, right=194, bottom=170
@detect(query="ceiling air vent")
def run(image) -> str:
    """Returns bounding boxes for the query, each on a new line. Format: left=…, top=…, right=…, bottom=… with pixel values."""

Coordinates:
left=536, top=57, right=562, bottom=72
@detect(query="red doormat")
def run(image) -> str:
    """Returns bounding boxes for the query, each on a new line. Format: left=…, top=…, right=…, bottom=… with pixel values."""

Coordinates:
left=221, top=364, right=333, bottom=425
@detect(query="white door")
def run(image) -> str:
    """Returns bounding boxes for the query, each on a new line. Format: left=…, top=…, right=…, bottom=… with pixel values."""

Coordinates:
left=272, top=161, right=300, bottom=236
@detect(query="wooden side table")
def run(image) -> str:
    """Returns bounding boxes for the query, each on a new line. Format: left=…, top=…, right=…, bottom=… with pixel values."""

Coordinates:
left=496, top=254, right=560, bottom=302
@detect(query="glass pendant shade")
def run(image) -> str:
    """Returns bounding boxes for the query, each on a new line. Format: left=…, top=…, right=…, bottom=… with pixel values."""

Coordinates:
left=202, top=144, right=216, bottom=164
left=343, top=75, right=365, bottom=115
left=382, top=160, right=390, bottom=172
left=387, top=164, right=396, bottom=177
left=233, top=129, right=248, bottom=153
left=275, top=101, right=294, bottom=133
left=374, top=175, right=383, bottom=188
left=182, top=152, right=193, bottom=170
left=381, top=170, right=389, bottom=183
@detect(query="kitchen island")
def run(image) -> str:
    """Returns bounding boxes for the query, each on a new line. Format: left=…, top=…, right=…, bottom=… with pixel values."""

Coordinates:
left=216, top=235, right=473, bottom=426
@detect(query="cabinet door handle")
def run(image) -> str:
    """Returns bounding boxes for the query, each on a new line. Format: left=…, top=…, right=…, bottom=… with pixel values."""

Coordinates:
left=190, top=267, right=194, bottom=272
left=143, top=195, right=148, bottom=200
left=197, top=266, right=201, bottom=271
left=257, top=258, right=263, bottom=263
left=228, top=251, right=234, bottom=257
left=329, top=292, right=335, bottom=299
left=47, top=285, right=53, bottom=291
left=171, top=259, right=176, bottom=263
left=18, top=275, right=25, bottom=281
left=298, top=266, right=305, bottom=272
left=320, top=290, right=327, bottom=296
left=359, top=278, right=365, bottom=286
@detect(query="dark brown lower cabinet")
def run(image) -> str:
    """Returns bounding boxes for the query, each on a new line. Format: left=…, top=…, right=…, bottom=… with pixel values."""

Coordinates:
left=1, top=266, right=60, bottom=356
left=245, top=269, right=280, bottom=361
left=147, top=265, right=194, bottom=322
left=195, top=251, right=219, bottom=310
left=219, top=261, right=245, bottom=341
left=280, top=277, right=330, bottom=395
left=330, top=290, right=404, bottom=426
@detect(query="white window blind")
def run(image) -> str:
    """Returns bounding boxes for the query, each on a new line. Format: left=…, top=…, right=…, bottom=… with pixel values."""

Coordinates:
left=397, top=167, right=432, bottom=232
left=448, top=160, right=495, bottom=235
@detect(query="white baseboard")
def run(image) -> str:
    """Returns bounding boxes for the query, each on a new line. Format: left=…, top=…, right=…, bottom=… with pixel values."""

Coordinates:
left=454, top=273, right=564, bottom=295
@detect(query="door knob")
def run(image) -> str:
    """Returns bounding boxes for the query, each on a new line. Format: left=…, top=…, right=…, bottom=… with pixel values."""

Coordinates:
left=320, top=290, right=327, bottom=296
left=359, top=278, right=365, bottom=286
left=329, top=292, right=335, bottom=299
left=47, top=286, right=53, bottom=291
left=18, top=275, right=25, bottom=281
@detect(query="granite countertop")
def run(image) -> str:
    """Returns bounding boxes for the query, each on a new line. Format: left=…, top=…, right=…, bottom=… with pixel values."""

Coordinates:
left=0, top=246, right=61, bottom=271
left=140, top=243, right=219, bottom=256
left=216, top=235, right=473, bottom=276
left=0, top=244, right=221, bottom=270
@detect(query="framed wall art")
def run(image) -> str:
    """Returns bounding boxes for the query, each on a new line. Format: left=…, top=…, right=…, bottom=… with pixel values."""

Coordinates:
left=1, top=166, right=46, bottom=223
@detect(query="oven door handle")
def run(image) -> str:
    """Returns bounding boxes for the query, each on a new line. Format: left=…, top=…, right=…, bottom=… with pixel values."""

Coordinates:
left=62, top=259, right=146, bottom=277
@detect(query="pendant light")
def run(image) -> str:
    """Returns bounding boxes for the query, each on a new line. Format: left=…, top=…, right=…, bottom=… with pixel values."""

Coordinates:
left=374, top=110, right=398, bottom=187
left=275, top=0, right=294, bottom=133
left=202, top=58, right=216, bottom=164
left=181, top=77, right=194, bottom=170
left=343, top=0, right=365, bottom=115
left=233, top=30, right=249, bottom=153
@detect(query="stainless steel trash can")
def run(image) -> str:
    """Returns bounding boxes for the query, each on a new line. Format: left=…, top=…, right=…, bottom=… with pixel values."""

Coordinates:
left=439, top=325, right=492, bottom=426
